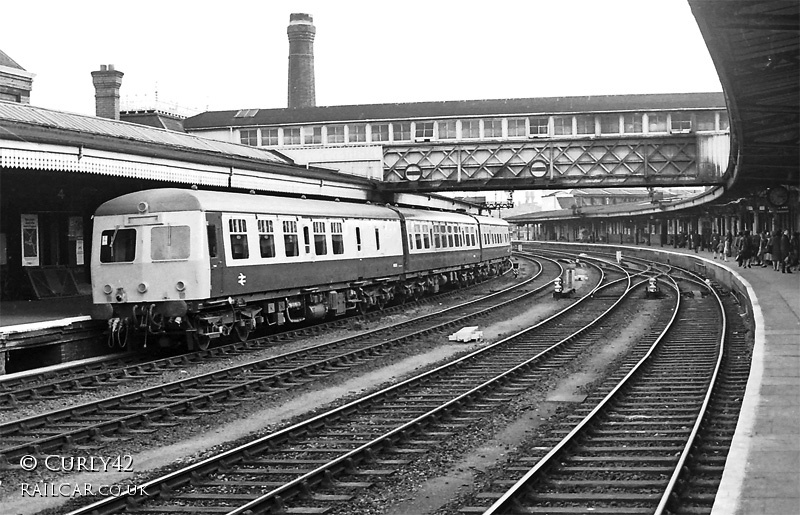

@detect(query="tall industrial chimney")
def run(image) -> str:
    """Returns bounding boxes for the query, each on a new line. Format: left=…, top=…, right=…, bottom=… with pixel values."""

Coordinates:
left=91, top=64, right=124, bottom=120
left=287, top=13, right=316, bottom=108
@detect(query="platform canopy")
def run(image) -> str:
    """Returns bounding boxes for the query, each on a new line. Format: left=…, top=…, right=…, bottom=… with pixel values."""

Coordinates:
left=690, top=0, right=799, bottom=193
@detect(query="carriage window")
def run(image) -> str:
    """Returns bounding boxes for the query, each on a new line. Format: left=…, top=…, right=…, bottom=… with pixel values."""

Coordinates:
left=414, top=224, right=423, bottom=250
left=375, top=228, right=381, bottom=250
left=434, top=225, right=441, bottom=249
left=313, top=221, right=328, bottom=255
left=151, top=225, right=190, bottom=260
left=331, top=222, right=344, bottom=254
left=207, top=225, right=218, bottom=258
left=423, top=226, right=431, bottom=249
left=356, top=227, right=362, bottom=251
left=258, top=219, right=275, bottom=258
left=283, top=220, right=299, bottom=257
left=228, top=219, right=249, bottom=259
left=100, top=228, right=136, bottom=263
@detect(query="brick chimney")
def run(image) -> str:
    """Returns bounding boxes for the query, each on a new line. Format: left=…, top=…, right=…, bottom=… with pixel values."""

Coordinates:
left=287, top=13, right=316, bottom=108
left=91, top=64, right=124, bottom=120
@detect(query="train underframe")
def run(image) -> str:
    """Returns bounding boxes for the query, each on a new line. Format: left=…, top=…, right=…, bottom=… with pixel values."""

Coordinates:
left=105, top=260, right=509, bottom=351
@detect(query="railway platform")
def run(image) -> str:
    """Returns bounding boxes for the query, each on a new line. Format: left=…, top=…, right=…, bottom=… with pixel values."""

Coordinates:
left=0, top=294, right=93, bottom=328
left=664, top=245, right=799, bottom=515
left=0, top=295, right=103, bottom=375
left=526, top=240, right=799, bottom=515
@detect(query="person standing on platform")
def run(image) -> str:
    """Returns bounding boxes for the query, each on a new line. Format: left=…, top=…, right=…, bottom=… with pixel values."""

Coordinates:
left=791, top=232, right=799, bottom=272
left=712, top=231, right=721, bottom=259
left=780, top=229, right=792, bottom=273
left=752, top=231, right=763, bottom=266
left=761, top=230, right=772, bottom=268
left=772, top=229, right=784, bottom=271
left=723, top=231, right=733, bottom=262
left=733, top=231, right=743, bottom=266
left=738, top=230, right=753, bottom=268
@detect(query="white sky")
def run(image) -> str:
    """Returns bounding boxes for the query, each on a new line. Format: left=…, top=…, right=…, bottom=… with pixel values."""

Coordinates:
left=3, top=0, right=722, bottom=117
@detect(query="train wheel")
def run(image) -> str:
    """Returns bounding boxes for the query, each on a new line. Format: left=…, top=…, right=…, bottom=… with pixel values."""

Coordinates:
left=196, top=335, right=211, bottom=350
left=188, top=332, right=211, bottom=351
left=234, top=323, right=250, bottom=342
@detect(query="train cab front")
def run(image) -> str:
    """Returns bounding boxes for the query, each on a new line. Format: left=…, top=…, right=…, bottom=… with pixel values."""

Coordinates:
left=90, top=200, right=208, bottom=349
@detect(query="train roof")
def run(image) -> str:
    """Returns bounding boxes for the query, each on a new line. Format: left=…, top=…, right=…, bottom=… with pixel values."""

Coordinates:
left=395, top=208, right=477, bottom=224
left=95, top=189, right=400, bottom=220
left=471, top=214, right=509, bottom=226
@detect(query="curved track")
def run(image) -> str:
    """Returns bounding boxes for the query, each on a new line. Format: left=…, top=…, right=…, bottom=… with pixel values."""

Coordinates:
left=62, top=256, right=653, bottom=514
left=461, top=272, right=726, bottom=514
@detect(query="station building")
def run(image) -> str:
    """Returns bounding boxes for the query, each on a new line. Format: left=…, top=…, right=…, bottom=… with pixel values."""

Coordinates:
left=183, top=92, right=730, bottom=184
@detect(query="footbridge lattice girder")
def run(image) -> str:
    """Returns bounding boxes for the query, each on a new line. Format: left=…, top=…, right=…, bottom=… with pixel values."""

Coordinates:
left=381, top=134, right=730, bottom=192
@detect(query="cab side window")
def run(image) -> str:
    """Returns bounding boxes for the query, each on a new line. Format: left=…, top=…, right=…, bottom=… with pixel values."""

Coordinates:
left=100, top=228, right=136, bottom=263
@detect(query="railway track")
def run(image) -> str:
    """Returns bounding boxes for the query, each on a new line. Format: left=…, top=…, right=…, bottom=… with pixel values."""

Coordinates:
left=0, top=261, right=523, bottom=410
left=59, top=256, right=656, bottom=514
left=0, top=256, right=561, bottom=463
left=653, top=270, right=752, bottom=515
left=456, top=272, right=725, bottom=515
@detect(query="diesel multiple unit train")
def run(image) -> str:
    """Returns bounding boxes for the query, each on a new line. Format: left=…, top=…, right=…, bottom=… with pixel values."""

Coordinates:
left=90, top=189, right=512, bottom=350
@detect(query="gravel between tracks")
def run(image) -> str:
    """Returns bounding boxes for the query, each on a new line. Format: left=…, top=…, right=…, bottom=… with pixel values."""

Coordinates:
left=2, top=263, right=597, bottom=514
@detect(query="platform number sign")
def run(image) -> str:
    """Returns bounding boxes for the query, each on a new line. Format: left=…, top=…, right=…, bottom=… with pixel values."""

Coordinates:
left=404, top=164, right=423, bottom=181
left=529, top=160, right=548, bottom=178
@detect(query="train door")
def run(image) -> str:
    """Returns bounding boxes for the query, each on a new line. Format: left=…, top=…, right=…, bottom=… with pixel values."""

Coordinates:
left=206, top=213, right=225, bottom=296
left=354, top=224, right=366, bottom=279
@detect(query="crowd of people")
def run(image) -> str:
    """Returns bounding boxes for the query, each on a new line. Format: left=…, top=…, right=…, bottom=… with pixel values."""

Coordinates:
left=706, top=229, right=800, bottom=273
